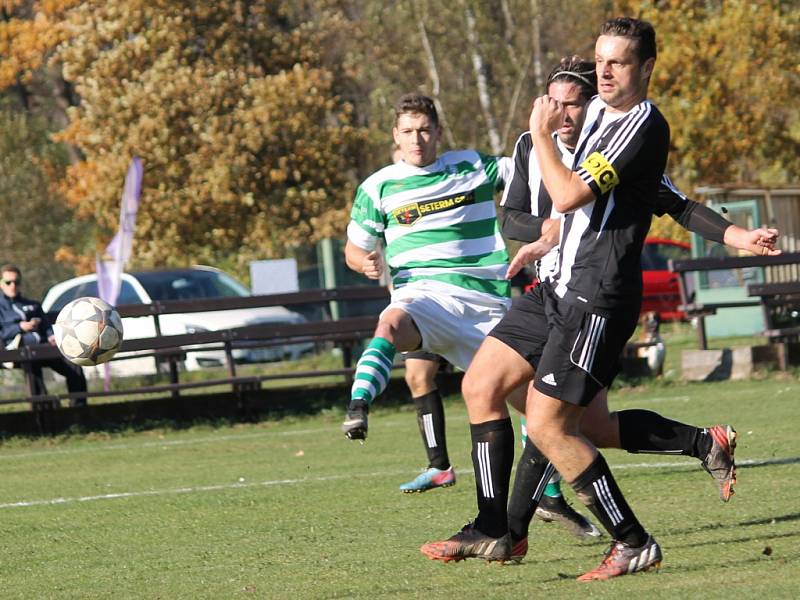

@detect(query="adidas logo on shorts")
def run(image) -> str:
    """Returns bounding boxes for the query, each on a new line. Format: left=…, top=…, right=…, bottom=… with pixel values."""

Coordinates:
left=542, top=373, right=557, bottom=386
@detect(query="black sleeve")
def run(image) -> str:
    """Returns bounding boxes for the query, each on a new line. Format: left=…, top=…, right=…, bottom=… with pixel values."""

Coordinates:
left=499, top=132, right=544, bottom=242
left=659, top=176, right=730, bottom=244
left=500, top=207, right=545, bottom=242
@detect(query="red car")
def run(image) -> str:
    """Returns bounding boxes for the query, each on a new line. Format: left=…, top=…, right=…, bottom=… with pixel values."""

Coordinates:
left=522, top=237, right=691, bottom=321
left=641, top=237, right=691, bottom=321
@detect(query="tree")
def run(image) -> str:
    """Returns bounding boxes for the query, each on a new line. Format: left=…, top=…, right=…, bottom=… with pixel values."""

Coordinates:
left=0, top=103, right=84, bottom=297
left=614, top=0, right=800, bottom=186
left=49, top=1, right=371, bottom=277
left=355, top=0, right=604, bottom=155
left=611, top=0, right=800, bottom=240
left=0, top=1, right=81, bottom=149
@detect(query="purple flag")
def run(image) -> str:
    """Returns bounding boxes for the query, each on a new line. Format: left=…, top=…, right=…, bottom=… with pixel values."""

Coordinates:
left=95, top=158, right=143, bottom=389
left=96, top=157, right=143, bottom=306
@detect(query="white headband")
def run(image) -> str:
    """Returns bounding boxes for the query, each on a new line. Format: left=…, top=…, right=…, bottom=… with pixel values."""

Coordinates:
left=547, top=70, right=595, bottom=88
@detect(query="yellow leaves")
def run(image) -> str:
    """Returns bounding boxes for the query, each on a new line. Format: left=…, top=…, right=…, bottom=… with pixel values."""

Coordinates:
left=0, top=0, right=80, bottom=88
left=269, top=169, right=288, bottom=184
left=642, top=0, right=800, bottom=185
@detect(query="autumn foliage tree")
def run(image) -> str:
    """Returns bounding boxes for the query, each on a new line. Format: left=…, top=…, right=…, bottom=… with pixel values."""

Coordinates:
left=0, top=105, right=81, bottom=297
left=1, top=1, right=798, bottom=275
left=610, top=0, right=800, bottom=240
left=639, top=0, right=800, bottom=186
left=50, top=1, right=371, bottom=276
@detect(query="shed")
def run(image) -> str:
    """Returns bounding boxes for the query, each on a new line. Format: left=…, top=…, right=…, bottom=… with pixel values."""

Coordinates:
left=690, top=185, right=800, bottom=338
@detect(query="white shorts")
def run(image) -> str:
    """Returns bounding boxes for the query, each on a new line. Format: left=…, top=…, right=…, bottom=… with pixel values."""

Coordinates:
left=383, top=283, right=510, bottom=371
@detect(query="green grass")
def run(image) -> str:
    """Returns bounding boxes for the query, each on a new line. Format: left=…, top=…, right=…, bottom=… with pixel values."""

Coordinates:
left=0, top=376, right=798, bottom=598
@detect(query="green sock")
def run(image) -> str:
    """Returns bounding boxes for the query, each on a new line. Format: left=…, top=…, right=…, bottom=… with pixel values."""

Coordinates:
left=351, top=337, right=396, bottom=406
left=521, top=414, right=563, bottom=499
left=543, top=478, right=562, bottom=498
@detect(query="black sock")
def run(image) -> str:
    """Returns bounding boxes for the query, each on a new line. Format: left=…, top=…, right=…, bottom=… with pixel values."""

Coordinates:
left=618, top=409, right=708, bottom=458
left=413, top=390, right=449, bottom=470
left=507, top=441, right=554, bottom=542
left=570, top=453, right=647, bottom=547
left=471, top=418, right=515, bottom=539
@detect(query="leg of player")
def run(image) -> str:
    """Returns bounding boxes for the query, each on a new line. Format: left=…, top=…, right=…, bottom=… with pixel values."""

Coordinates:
left=505, top=385, right=736, bottom=563
left=516, top=413, right=601, bottom=542
left=527, top=390, right=662, bottom=581
left=420, top=337, right=532, bottom=563
left=400, top=356, right=456, bottom=493
left=342, top=308, right=422, bottom=440
left=580, top=390, right=737, bottom=501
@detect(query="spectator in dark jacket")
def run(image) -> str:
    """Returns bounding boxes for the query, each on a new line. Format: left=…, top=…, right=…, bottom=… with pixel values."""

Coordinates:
left=0, top=264, right=87, bottom=406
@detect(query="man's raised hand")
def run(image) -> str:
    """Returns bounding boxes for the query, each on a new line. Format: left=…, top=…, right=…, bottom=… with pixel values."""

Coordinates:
left=529, top=95, right=565, bottom=139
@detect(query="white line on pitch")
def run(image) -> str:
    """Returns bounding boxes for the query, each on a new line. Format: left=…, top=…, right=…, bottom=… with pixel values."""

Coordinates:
left=0, top=423, right=404, bottom=460
left=1, top=456, right=796, bottom=511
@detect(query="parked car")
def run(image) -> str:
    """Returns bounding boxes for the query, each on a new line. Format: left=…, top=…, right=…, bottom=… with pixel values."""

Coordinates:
left=641, top=237, right=691, bottom=321
left=41, top=266, right=313, bottom=375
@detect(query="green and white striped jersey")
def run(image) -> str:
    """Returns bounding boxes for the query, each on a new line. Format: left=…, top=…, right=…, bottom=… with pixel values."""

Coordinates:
left=347, top=150, right=513, bottom=302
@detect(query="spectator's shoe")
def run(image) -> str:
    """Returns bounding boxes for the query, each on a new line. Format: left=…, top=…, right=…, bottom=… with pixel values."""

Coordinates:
left=342, top=399, right=369, bottom=440
left=701, top=425, right=737, bottom=501
left=535, top=494, right=602, bottom=538
left=509, top=536, right=528, bottom=563
left=577, top=535, right=662, bottom=581
left=420, top=522, right=511, bottom=563
left=400, top=466, right=456, bottom=493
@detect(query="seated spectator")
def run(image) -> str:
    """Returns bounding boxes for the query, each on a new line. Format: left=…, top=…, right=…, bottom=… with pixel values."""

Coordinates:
left=0, top=264, right=87, bottom=407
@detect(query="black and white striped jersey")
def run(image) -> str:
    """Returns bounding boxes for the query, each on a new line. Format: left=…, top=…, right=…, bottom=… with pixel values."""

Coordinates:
left=499, top=131, right=571, bottom=282
left=552, top=96, right=670, bottom=315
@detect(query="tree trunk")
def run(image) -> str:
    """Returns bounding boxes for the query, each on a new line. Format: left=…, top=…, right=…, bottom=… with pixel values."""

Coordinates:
left=415, top=8, right=457, bottom=148
left=463, top=3, right=503, bottom=154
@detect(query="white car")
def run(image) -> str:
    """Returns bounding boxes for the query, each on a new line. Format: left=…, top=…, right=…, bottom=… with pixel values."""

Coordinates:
left=42, top=266, right=313, bottom=376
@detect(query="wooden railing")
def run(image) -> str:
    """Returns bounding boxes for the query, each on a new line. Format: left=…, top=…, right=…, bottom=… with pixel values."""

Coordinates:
left=0, top=286, right=391, bottom=408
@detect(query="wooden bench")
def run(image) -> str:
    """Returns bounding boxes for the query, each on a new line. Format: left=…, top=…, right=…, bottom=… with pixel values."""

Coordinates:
left=747, top=281, right=800, bottom=343
left=0, top=286, right=391, bottom=409
left=669, top=252, right=800, bottom=349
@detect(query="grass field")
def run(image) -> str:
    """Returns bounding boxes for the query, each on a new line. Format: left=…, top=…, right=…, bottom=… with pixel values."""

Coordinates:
left=0, top=374, right=798, bottom=599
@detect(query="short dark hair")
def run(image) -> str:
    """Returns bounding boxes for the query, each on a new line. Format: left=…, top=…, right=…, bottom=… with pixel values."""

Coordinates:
left=394, top=93, right=439, bottom=127
left=600, top=17, right=657, bottom=62
left=0, top=264, right=21, bottom=278
left=546, top=56, right=597, bottom=100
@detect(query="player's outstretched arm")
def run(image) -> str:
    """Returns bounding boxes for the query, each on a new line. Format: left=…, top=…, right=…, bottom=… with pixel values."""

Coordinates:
left=658, top=183, right=781, bottom=257
left=345, top=240, right=384, bottom=279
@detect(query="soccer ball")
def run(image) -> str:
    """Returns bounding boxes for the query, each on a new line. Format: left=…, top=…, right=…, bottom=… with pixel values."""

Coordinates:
left=54, top=297, right=124, bottom=366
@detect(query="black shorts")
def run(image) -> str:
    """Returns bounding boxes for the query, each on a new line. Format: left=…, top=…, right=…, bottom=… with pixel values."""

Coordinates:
left=488, top=283, right=637, bottom=406
left=403, top=350, right=444, bottom=362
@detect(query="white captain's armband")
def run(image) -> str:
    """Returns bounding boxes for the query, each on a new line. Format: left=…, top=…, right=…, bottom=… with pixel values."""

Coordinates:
left=580, top=152, right=619, bottom=194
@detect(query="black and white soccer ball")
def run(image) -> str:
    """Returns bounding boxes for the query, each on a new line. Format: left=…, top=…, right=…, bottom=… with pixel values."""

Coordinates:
left=54, top=297, right=124, bottom=366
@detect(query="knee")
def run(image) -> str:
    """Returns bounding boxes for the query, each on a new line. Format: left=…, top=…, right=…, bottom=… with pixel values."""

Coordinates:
left=461, top=369, right=484, bottom=404
left=374, top=320, right=398, bottom=341
left=461, top=368, right=503, bottom=409
left=526, top=417, right=566, bottom=456
left=375, top=309, right=418, bottom=350
left=405, top=370, right=434, bottom=396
